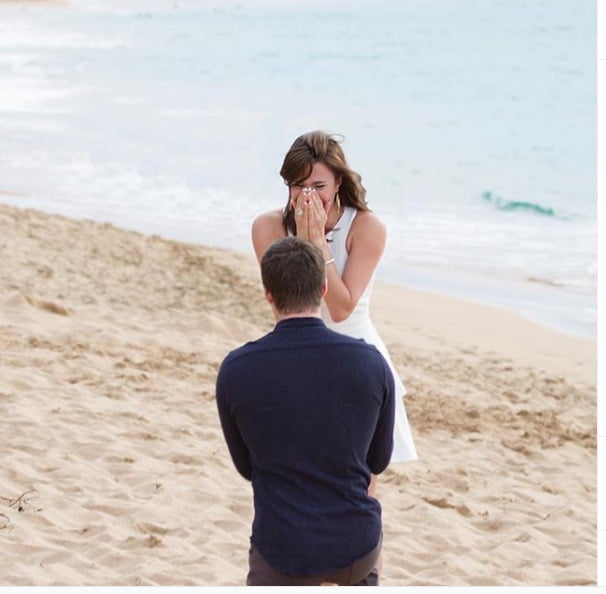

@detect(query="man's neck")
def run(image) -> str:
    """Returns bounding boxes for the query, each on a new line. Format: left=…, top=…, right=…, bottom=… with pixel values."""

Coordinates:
left=274, top=310, right=321, bottom=323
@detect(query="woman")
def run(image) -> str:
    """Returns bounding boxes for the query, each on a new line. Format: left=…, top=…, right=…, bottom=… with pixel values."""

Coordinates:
left=251, top=130, right=418, bottom=478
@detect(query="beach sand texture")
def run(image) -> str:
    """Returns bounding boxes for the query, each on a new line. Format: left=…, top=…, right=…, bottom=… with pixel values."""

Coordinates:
left=0, top=203, right=596, bottom=586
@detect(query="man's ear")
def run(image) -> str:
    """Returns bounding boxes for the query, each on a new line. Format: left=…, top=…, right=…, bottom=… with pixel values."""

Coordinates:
left=320, top=278, right=328, bottom=299
left=264, top=288, right=275, bottom=305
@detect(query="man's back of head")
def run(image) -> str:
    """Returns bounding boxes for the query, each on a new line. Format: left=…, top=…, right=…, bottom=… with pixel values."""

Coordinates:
left=261, top=236, right=326, bottom=316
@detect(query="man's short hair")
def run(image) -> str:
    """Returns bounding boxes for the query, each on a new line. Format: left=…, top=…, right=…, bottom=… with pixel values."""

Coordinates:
left=261, top=237, right=325, bottom=314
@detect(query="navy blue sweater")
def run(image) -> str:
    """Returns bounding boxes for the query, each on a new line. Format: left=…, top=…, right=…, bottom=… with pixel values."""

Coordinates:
left=215, top=317, right=395, bottom=576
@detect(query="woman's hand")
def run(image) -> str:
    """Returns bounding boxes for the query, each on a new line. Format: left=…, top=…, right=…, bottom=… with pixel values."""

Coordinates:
left=305, top=190, right=328, bottom=246
left=292, top=189, right=310, bottom=240
left=292, top=188, right=327, bottom=243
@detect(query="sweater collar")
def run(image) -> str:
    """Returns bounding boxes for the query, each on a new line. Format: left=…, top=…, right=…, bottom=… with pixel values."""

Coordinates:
left=274, top=317, right=326, bottom=331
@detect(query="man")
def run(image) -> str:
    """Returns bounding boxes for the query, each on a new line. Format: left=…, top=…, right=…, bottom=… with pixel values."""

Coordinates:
left=215, top=236, right=395, bottom=586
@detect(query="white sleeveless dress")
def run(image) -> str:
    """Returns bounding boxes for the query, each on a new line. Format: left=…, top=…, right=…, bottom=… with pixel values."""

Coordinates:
left=322, top=207, right=418, bottom=463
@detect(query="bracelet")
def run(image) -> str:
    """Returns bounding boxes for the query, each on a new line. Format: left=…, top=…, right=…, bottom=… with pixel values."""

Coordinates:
left=325, top=258, right=335, bottom=265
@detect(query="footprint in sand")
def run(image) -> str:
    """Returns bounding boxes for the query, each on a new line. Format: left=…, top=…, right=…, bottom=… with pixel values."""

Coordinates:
left=24, top=295, right=69, bottom=316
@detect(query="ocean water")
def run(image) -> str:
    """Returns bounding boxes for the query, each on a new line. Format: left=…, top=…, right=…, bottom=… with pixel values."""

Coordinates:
left=0, top=0, right=596, bottom=338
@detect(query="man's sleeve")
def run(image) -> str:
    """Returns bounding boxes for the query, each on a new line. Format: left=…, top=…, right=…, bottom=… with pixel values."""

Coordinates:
left=215, top=360, right=252, bottom=481
left=366, top=358, right=395, bottom=474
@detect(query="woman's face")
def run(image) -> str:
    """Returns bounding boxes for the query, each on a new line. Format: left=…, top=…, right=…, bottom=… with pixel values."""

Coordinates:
left=289, top=161, right=341, bottom=214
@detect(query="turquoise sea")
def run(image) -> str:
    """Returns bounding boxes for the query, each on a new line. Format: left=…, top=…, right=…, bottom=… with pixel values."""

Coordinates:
left=0, top=0, right=596, bottom=338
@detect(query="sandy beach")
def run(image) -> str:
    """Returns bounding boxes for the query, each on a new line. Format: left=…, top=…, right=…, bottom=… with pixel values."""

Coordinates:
left=0, top=202, right=597, bottom=586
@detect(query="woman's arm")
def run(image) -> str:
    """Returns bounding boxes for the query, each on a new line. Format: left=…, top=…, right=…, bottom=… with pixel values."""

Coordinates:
left=316, top=211, right=386, bottom=323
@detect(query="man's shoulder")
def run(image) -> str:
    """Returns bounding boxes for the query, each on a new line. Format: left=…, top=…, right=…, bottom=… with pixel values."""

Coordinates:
left=324, top=327, right=380, bottom=351
left=221, top=333, right=271, bottom=365
left=324, top=329, right=390, bottom=369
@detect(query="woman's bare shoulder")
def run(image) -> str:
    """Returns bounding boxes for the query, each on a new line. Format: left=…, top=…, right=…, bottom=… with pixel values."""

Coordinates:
left=252, top=208, right=284, bottom=228
left=352, top=209, right=387, bottom=235
left=251, top=209, right=287, bottom=260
